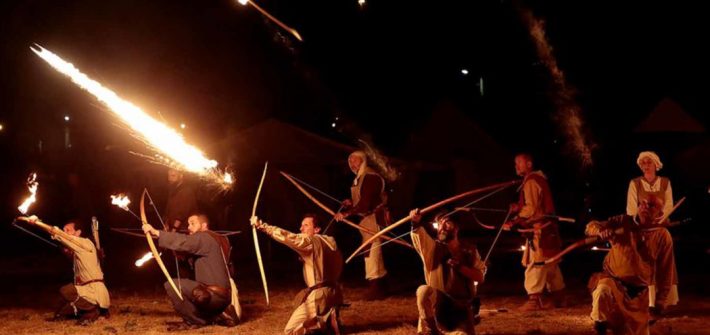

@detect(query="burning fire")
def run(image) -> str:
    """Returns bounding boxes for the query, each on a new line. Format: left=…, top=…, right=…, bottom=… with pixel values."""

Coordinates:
left=18, top=173, right=38, bottom=214
left=31, top=45, right=232, bottom=187
left=110, top=194, right=131, bottom=211
left=223, top=172, right=234, bottom=185
left=135, top=251, right=159, bottom=267
left=519, top=244, right=527, bottom=252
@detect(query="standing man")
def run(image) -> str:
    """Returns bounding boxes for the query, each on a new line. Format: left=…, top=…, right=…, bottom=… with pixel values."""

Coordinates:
left=142, top=214, right=239, bottom=330
left=251, top=214, right=343, bottom=335
left=626, top=151, right=678, bottom=315
left=164, top=168, right=199, bottom=233
left=334, top=151, right=389, bottom=300
left=409, top=209, right=486, bottom=335
left=503, top=153, right=565, bottom=311
left=23, top=216, right=110, bottom=325
left=586, top=196, right=664, bottom=335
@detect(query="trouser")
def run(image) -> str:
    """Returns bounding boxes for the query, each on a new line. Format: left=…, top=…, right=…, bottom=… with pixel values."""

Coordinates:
left=359, top=214, right=387, bottom=280
left=56, top=284, right=99, bottom=320
left=524, top=262, right=565, bottom=295
left=590, top=277, right=649, bottom=335
left=164, top=279, right=229, bottom=325
left=284, top=287, right=339, bottom=335
left=642, top=228, right=678, bottom=308
left=416, top=285, right=475, bottom=335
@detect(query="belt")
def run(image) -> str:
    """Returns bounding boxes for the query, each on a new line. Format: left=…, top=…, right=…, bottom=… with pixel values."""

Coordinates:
left=76, top=278, right=104, bottom=286
left=205, top=285, right=230, bottom=299
left=299, top=281, right=337, bottom=304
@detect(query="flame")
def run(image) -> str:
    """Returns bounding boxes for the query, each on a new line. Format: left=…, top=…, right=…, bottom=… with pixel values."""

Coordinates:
left=237, top=0, right=248, bottom=5
left=110, top=194, right=131, bottom=211
left=135, top=252, right=156, bottom=267
left=519, top=245, right=527, bottom=251
left=31, top=45, right=231, bottom=186
left=18, top=173, right=38, bottom=214
left=223, top=172, right=234, bottom=185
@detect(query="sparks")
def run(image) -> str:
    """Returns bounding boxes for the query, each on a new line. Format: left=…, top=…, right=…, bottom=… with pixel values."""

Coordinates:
left=18, top=173, right=38, bottom=214
left=31, top=45, right=231, bottom=187
left=236, top=0, right=303, bottom=41
left=110, top=194, right=131, bottom=211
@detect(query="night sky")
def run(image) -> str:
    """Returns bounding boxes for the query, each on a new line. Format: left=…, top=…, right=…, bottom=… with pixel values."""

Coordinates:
left=1, top=0, right=708, bottom=256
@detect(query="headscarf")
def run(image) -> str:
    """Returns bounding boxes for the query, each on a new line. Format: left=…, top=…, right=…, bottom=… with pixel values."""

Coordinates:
left=349, top=151, right=368, bottom=186
left=636, top=151, right=663, bottom=171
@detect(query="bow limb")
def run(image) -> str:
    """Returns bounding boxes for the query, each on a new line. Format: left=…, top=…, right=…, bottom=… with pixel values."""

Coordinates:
left=252, top=162, right=270, bottom=306
left=140, top=190, right=183, bottom=300
left=280, top=171, right=413, bottom=249
left=346, top=179, right=520, bottom=263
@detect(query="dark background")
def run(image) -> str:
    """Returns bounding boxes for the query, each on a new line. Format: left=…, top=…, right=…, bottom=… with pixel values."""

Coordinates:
left=0, top=0, right=708, bottom=301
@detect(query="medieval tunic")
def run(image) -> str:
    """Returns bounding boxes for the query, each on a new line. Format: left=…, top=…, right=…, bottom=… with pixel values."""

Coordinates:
left=260, top=223, right=343, bottom=335
left=54, top=230, right=110, bottom=309
left=158, top=231, right=231, bottom=325
left=586, top=215, right=652, bottom=335
left=412, top=225, right=485, bottom=334
left=349, top=168, right=388, bottom=280
left=516, top=171, right=565, bottom=295
left=626, top=177, right=679, bottom=307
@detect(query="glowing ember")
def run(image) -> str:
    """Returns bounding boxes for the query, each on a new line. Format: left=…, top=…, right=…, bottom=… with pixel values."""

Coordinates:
left=519, top=245, right=527, bottom=251
left=18, top=173, right=38, bottom=214
left=110, top=194, right=131, bottom=210
left=31, top=45, right=231, bottom=187
left=135, top=251, right=159, bottom=267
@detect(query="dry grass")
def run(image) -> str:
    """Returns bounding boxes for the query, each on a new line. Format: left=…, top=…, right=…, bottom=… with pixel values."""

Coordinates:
left=0, top=287, right=708, bottom=335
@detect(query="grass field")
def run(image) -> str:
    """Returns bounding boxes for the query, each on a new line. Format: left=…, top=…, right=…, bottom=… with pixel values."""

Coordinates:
left=1, top=285, right=707, bottom=335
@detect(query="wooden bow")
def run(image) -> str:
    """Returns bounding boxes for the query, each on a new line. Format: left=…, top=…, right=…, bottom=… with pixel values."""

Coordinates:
left=252, top=163, right=270, bottom=306
left=280, top=171, right=413, bottom=249
left=140, top=189, right=183, bottom=300
left=544, top=197, right=687, bottom=265
left=346, top=180, right=520, bottom=263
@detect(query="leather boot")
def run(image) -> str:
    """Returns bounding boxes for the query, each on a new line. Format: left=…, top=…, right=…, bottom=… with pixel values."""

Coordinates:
left=594, top=320, right=607, bottom=335
left=364, top=277, right=387, bottom=301
left=518, top=293, right=545, bottom=312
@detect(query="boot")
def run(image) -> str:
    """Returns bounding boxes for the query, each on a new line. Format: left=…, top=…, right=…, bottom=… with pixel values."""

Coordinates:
left=77, top=307, right=99, bottom=326
left=364, top=277, right=387, bottom=301
left=594, top=320, right=607, bottom=335
left=418, top=318, right=441, bottom=335
left=518, top=294, right=545, bottom=312
left=549, top=289, right=567, bottom=308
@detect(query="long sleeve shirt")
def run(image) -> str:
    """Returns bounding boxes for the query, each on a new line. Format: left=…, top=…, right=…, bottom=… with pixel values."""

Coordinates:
left=53, top=229, right=110, bottom=308
left=259, top=224, right=342, bottom=288
left=585, top=215, right=652, bottom=287
left=411, top=226, right=485, bottom=302
left=159, top=231, right=229, bottom=288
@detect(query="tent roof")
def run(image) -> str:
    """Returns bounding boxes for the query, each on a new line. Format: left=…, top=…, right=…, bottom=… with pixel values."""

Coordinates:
left=226, top=118, right=356, bottom=165
left=635, top=98, right=706, bottom=133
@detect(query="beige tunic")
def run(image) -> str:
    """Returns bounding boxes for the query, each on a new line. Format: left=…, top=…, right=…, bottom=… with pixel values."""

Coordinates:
left=54, top=228, right=110, bottom=308
left=261, top=224, right=343, bottom=334
left=586, top=216, right=651, bottom=335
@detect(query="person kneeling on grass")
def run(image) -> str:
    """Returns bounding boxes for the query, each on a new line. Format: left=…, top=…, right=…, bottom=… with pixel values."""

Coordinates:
left=410, top=209, right=486, bottom=335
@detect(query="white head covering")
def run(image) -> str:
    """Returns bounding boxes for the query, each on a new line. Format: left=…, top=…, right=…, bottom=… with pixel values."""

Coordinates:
left=636, top=151, right=663, bottom=171
left=349, top=151, right=368, bottom=185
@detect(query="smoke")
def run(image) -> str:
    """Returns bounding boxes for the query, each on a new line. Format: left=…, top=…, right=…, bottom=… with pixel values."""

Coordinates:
left=358, top=139, right=400, bottom=182
left=518, top=6, right=596, bottom=168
